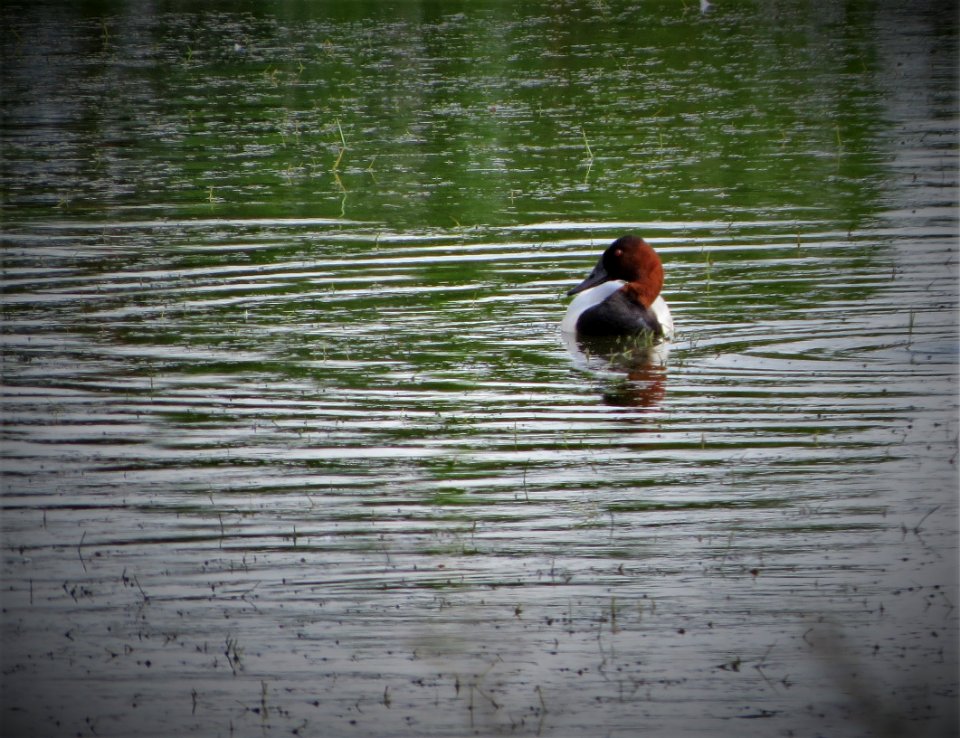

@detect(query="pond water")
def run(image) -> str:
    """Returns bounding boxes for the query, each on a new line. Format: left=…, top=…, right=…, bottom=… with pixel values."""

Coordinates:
left=1, top=1, right=958, bottom=737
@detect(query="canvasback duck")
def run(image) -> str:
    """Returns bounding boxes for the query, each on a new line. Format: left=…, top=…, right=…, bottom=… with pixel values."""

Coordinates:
left=562, top=235, right=673, bottom=340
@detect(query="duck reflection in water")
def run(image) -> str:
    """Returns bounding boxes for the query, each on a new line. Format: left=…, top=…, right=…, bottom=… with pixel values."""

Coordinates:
left=561, top=331, right=669, bottom=408
left=562, top=235, right=673, bottom=409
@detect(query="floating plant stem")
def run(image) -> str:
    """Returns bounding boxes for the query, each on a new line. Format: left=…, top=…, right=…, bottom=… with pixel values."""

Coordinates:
left=77, top=531, right=87, bottom=572
left=535, top=684, right=547, bottom=713
left=132, top=575, right=149, bottom=604
left=332, top=118, right=347, bottom=173
left=580, top=126, right=594, bottom=161
left=913, top=504, right=940, bottom=534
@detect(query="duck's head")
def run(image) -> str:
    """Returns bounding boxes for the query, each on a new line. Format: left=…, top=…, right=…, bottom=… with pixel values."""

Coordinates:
left=567, top=235, right=665, bottom=308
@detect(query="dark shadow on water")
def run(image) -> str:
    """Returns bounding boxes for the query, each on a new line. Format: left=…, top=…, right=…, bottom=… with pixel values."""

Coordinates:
left=561, top=331, right=670, bottom=410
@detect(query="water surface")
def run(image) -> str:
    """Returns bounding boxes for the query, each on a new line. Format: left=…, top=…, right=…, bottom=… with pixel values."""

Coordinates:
left=1, top=1, right=957, bottom=737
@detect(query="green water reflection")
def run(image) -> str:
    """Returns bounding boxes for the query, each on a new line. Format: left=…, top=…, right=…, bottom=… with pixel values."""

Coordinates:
left=3, top=0, right=937, bottom=229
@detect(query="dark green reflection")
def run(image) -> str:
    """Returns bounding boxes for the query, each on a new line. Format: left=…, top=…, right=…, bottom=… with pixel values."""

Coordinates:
left=2, top=0, right=926, bottom=229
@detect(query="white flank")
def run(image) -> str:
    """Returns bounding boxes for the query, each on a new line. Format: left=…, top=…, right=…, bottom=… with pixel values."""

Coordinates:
left=651, top=295, right=674, bottom=340
left=561, top=280, right=625, bottom=334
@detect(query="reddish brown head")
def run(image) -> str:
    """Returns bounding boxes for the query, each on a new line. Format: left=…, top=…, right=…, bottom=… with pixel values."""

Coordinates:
left=567, top=235, right=665, bottom=308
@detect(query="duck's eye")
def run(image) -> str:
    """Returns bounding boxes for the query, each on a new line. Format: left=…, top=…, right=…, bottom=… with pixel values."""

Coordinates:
left=613, top=249, right=623, bottom=257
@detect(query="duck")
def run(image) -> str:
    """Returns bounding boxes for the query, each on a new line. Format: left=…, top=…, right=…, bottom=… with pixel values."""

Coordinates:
left=561, top=235, right=673, bottom=340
